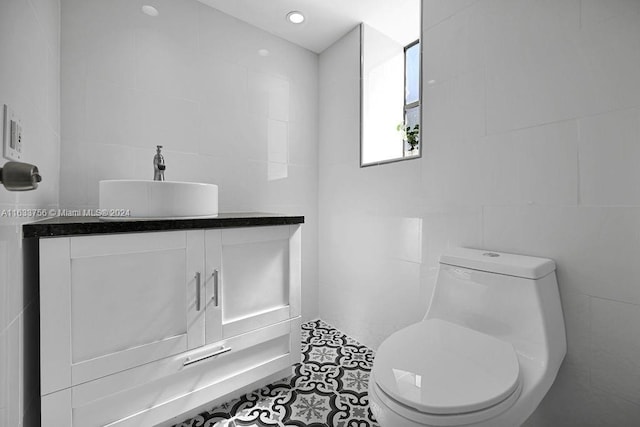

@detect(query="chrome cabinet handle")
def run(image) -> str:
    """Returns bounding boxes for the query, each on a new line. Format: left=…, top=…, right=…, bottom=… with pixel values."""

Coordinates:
left=183, top=346, right=231, bottom=366
left=195, top=272, right=201, bottom=311
left=212, top=269, right=219, bottom=307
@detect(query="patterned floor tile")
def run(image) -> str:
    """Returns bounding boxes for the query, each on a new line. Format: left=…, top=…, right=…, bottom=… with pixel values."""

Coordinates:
left=173, top=320, right=379, bottom=427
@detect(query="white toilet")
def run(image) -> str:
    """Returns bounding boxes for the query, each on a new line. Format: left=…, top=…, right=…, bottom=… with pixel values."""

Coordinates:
left=368, top=247, right=566, bottom=427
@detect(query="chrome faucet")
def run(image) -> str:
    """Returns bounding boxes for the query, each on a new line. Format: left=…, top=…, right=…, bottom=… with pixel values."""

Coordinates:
left=153, top=145, right=166, bottom=181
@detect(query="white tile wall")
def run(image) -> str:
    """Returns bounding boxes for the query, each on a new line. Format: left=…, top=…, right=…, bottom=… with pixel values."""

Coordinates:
left=590, top=298, right=640, bottom=404
left=0, top=0, right=60, bottom=425
left=422, top=0, right=480, bottom=31
left=579, top=108, right=640, bottom=205
left=60, top=0, right=319, bottom=321
left=522, top=363, right=640, bottom=427
left=581, top=0, right=640, bottom=28
left=318, top=0, right=640, bottom=424
left=483, top=206, right=640, bottom=304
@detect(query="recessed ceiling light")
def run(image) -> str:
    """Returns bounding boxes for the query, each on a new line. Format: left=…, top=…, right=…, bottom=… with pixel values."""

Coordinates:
left=286, top=11, right=305, bottom=24
left=142, top=5, right=159, bottom=17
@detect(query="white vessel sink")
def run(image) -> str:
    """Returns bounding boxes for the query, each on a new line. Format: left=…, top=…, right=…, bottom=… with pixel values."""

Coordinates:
left=99, top=180, right=218, bottom=219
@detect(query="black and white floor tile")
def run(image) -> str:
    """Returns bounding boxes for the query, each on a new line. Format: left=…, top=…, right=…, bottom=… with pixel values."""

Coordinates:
left=173, top=320, right=380, bottom=427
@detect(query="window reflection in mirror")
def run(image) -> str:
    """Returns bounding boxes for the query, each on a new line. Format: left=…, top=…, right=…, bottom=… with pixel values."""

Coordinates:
left=360, top=2, right=421, bottom=167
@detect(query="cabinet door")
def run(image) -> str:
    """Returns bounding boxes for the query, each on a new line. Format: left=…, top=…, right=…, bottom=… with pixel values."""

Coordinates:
left=40, top=230, right=205, bottom=395
left=215, top=225, right=301, bottom=339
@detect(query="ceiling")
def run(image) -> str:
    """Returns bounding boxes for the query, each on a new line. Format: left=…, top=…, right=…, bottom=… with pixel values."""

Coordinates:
left=197, top=0, right=420, bottom=53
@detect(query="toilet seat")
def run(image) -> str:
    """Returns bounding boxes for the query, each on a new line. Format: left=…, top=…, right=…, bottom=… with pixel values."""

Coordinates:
left=369, top=373, right=523, bottom=427
left=372, top=319, right=521, bottom=417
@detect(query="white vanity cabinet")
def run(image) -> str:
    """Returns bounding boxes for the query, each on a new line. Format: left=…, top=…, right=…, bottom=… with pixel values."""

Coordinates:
left=38, top=223, right=302, bottom=427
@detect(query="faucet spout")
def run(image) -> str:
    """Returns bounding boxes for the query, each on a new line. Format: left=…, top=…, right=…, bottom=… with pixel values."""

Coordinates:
left=153, top=145, right=165, bottom=181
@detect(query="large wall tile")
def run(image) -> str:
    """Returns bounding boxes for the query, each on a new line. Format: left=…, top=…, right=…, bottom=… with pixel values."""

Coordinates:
left=422, top=0, right=479, bottom=30
left=196, top=4, right=248, bottom=65
left=288, top=118, right=318, bottom=166
left=289, top=72, right=319, bottom=128
left=485, top=1, right=640, bottom=134
left=484, top=0, right=583, bottom=133
left=0, top=0, right=48, bottom=122
left=5, top=318, right=20, bottom=427
left=578, top=11, right=640, bottom=116
left=358, top=159, right=423, bottom=213
left=133, top=92, right=200, bottom=153
left=523, top=363, right=640, bottom=426
left=591, top=297, right=640, bottom=404
left=77, top=10, right=136, bottom=89
left=420, top=137, right=486, bottom=207
left=318, top=74, right=360, bottom=166
left=59, top=139, right=89, bottom=208
left=419, top=208, right=483, bottom=268
left=199, top=103, right=249, bottom=159
left=47, top=45, right=61, bottom=135
left=558, top=288, right=591, bottom=377
left=134, top=30, right=199, bottom=101
left=60, top=59, right=85, bottom=144
left=476, top=120, right=579, bottom=205
left=317, top=27, right=360, bottom=166
left=0, top=240, right=7, bottom=333
left=84, top=79, right=138, bottom=146
left=30, top=0, right=61, bottom=55
left=1, top=3, right=59, bottom=424
left=0, top=327, right=6, bottom=423
left=422, top=2, right=485, bottom=83
left=581, top=0, right=640, bottom=28
left=0, top=186, right=16, bottom=209
left=483, top=206, right=640, bottom=304
left=195, top=59, right=248, bottom=113
left=579, top=108, right=640, bottom=205
left=422, top=71, right=486, bottom=143
left=85, top=143, right=136, bottom=205
left=319, top=213, right=424, bottom=349
left=513, top=120, right=578, bottom=205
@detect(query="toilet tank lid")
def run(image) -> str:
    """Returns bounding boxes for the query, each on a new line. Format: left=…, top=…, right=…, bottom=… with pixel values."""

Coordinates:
left=440, top=247, right=555, bottom=279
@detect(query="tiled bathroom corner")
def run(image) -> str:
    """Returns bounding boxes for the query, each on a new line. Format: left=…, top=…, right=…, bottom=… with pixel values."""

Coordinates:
left=173, top=320, right=379, bottom=427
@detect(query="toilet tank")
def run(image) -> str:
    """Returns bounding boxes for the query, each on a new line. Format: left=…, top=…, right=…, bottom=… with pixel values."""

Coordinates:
left=425, top=248, right=566, bottom=368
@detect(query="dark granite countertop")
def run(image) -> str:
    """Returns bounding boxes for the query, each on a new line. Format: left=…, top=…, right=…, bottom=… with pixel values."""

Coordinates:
left=23, top=212, right=304, bottom=238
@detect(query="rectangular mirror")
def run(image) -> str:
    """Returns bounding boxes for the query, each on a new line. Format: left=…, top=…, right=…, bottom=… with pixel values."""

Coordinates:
left=360, top=1, right=421, bottom=167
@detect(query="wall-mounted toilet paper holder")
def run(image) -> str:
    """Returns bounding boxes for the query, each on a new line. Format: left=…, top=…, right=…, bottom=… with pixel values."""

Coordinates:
left=0, top=161, right=41, bottom=191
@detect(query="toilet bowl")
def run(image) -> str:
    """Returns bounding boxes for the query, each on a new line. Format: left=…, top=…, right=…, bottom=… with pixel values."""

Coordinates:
left=369, top=248, right=566, bottom=427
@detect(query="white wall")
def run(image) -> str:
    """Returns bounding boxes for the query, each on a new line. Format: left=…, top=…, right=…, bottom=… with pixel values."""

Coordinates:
left=60, top=0, right=319, bottom=320
left=320, top=25, right=426, bottom=350
left=319, top=0, right=640, bottom=425
left=0, top=0, right=61, bottom=425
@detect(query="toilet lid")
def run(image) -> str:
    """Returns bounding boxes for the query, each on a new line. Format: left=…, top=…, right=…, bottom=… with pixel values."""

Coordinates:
left=373, top=319, right=521, bottom=415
